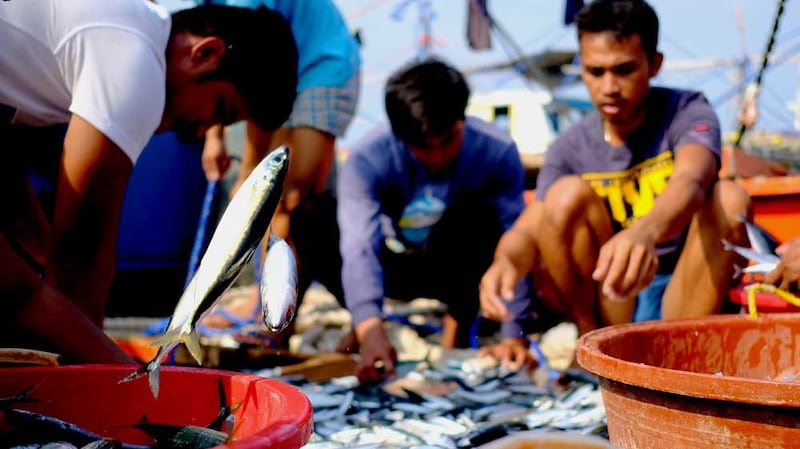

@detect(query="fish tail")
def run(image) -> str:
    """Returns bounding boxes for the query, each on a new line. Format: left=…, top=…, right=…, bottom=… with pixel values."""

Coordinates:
left=148, top=359, right=162, bottom=399
left=118, top=344, right=171, bottom=399
left=732, top=264, right=743, bottom=280
left=185, top=330, right=203, bottom=365
left=119, top=326, right=190, bottom=397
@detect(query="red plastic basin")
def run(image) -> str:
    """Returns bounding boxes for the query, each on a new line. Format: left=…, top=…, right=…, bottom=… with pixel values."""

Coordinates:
left=0, top=365, right=313, bottom=448
left=578, top=314, right=800, bottom=449
left=729, top=283, right=800, bottom=313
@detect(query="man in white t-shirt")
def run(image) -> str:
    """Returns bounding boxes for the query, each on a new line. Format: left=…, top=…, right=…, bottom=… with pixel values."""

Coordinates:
left=0, top=0, right=298, bottom=363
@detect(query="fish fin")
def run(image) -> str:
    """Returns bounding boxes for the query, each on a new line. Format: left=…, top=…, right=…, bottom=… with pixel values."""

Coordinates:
left=721, top=239, right=734, bottom=251
left=186, top=330, right=203, bottom=365
left=227, top=416, right=246, bottom=444
left=148, top=326, right=185, bottom=348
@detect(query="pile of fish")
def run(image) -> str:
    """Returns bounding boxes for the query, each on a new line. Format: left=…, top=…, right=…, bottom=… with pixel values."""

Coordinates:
left=255, top=354, right=607, bottom=449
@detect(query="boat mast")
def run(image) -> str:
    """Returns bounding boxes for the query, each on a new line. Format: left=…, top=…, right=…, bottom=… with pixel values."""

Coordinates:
left=734, top=0, right=788, bottom=147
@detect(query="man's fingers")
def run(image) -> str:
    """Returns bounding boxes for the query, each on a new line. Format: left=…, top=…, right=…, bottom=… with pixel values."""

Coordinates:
left=479, top=287, right=504, bottom=320
left=603, top=244, right=631, bottom=300
left=481, top=296, right=508, bottom=321
left=618, top=246, right=654, bottom=298
left=593, top=245, right=611, bottom=281
left=383, top=354, right=396, bottom=379
left=500, top=271, right=518, bottom=302
left=765, top=263, right=783, bottom=285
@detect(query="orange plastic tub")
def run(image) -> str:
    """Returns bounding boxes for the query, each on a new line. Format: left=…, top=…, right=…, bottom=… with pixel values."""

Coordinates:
left=0, top=365, right=313, bottom=448
left=578, top=314, right=800, bottom=449
left=735, top=175, right=800, bottom=244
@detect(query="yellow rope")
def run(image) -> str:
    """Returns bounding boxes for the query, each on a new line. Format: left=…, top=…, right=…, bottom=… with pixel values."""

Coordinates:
left=746, top=283, right=800, bottom=319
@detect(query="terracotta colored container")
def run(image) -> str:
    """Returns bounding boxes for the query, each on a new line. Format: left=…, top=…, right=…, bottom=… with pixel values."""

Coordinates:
left=0, top=365, right=313, bottom=448
left=577, top=314, right=800, bottom=449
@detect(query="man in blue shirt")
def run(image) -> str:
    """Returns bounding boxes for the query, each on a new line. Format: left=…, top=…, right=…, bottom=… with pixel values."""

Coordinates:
left=338, top=59, right=531, bottom=383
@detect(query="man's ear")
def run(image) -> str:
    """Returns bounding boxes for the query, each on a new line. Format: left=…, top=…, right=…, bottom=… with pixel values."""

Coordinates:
left=649, top=51, right=664, bottom=78
left=189, top=36, right=227, bottom=75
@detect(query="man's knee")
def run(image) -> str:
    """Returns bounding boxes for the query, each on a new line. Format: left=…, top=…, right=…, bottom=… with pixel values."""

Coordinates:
left=714, top=179, right=752, bottom=221
left=541, top=175, right=601, bottom=230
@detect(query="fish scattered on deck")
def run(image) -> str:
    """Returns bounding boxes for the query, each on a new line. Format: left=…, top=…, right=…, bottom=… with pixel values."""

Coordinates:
left=260, top=233, right=299, bottom=333
left=120, top=146, right=290, bottom=398
left=249, top=353, right=607, bottom=448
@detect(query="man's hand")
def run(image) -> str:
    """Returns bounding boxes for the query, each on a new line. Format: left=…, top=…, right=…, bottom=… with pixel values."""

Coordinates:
left=202, top=125, right=231, bottom=181
left=592, top=227, right=659, bottom=301
left=355, top=317, right=397, bottom=384
left=479, top=257, right=521, bottom=321
left=478, top=338, right=535, bottom=371
left=765, top=238, right=800, bottom=294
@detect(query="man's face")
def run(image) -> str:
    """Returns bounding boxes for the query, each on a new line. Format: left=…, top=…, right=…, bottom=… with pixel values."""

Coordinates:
left=159, top=34, right=248, bottom=137
left=579, top=32, right=662, bottom=126
left=407, top=120, right=464, bottom=178
left=162, top=79, right=247, bottom=138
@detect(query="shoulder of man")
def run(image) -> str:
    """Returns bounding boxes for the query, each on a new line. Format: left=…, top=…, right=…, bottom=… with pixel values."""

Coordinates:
left=655, top=86, right=715, bottom=113
left=549, top=110, right=600, bottom=150
left=463, top=116, right=516, bottom=145
left=349, top=123, right=396, bottom=155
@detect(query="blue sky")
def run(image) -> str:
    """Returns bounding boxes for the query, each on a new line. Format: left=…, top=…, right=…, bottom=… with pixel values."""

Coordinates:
left=332, top=0, right=800, bottom=148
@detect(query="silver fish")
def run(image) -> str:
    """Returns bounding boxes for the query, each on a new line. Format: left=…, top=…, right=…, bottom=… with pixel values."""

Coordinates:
left=742, top=262, right=778, bottom=275
left=738, top=214, right=778, bottom=256
left=121, top=146, right=290, bottom=397
left=722, top=239, right=780, bottom=265
left=260, top=233, right=299, bottom=332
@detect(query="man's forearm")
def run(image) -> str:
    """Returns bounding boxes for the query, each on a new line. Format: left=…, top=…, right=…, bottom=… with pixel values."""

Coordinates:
left=634, top=172, right=707, bottom=244
left=16, top=281, right=132, bottom=364
left=494, top=202, right=542, bottom=273
left=49, top=207, right=121, bottom=326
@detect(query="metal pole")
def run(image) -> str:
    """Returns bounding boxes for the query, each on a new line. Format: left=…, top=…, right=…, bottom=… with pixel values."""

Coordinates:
left=734, top=0, right=787, bottom=147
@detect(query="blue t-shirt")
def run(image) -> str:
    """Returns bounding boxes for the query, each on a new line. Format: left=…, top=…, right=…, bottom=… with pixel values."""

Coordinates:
left=337, top=117, right=530, bottom=338
left=536, top=87, right=721, bottom=261
left=209, top=0, right=360, bottom=91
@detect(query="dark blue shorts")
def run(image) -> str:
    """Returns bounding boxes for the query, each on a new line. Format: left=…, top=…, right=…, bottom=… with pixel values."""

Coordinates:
left=632, top=272, right=672, bottom=322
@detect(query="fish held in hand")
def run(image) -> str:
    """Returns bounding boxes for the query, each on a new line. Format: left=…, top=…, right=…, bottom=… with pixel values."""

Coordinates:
left=260, top=234, right=299, bottom=333
left=722, top=239, right=780, bottom=266
left=120, top=146, right=290, bottom=398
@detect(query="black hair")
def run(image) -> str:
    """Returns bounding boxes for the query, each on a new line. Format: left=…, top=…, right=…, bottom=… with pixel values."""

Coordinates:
left=384, top=58, right=470, bottom=149
left=575, top=0, right=659, bottom=60
left=170, top=5, right=298, bottom=131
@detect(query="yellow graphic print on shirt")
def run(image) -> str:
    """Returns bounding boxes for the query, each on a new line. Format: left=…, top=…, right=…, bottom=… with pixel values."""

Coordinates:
left=582, top=151, right=674, bottom=229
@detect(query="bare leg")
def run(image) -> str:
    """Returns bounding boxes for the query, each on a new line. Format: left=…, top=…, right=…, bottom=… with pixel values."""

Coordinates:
left=536, top=176, right=622, bottom=335
left=440, top=314, right=458, bottom=349
left=274, top=126, right=335, bottom=240
left=662, top=180, right=750, bottom=318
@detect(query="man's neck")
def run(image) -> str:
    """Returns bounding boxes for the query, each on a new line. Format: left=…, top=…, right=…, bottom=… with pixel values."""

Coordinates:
left=603, top=91, right=652, bottom=146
